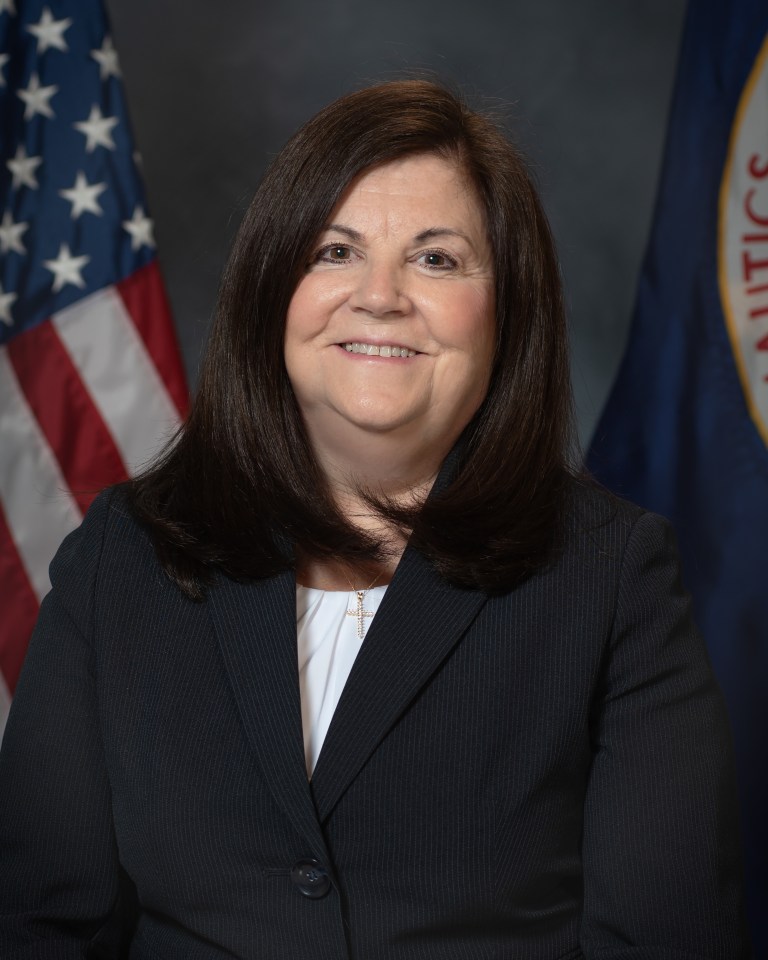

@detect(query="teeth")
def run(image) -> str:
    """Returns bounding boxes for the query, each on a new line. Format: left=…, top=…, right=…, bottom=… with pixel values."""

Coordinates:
left=343, top=342, right=416, bottom=357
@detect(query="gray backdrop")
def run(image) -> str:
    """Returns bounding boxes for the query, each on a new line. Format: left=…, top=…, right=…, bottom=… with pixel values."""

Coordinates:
left=104, top=0, right=688, bottom=447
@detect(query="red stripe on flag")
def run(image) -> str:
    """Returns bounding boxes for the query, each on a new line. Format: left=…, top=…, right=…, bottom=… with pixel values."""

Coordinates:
left=0, top=500, right=39, bottom=694
left=7, top=319, right=129, bottom=515
left=117, top=262, right=190, bottom=417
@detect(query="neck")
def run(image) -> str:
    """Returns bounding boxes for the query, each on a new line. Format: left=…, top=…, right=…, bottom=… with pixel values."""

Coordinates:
left=296, top=553, right=394, bottom=591
left=297, top=418, right=458, bottom=590
left=307, top=419, right=452, bottom=517
left=318, top=449, right=437, bottom=557
left=296, top=419, right=457, bottom=590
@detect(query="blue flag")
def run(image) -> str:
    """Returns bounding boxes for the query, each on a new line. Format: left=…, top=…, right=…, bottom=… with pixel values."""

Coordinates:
left=588, top=1, right=768, bottom=949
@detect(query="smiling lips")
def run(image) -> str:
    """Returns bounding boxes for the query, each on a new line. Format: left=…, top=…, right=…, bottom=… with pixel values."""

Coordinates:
left=342, top=342, right=417, bottom=358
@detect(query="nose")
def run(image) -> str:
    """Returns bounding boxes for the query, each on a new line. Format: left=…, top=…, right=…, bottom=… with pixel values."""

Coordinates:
left=348, top=259, right=410, bottom=318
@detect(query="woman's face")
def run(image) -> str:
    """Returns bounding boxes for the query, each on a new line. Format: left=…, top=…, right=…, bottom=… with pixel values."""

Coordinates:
left=284, top=153, right=496, bottom=468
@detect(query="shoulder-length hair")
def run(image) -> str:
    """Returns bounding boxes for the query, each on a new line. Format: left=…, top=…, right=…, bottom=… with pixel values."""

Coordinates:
left=126, top=79, right=575, bottom=599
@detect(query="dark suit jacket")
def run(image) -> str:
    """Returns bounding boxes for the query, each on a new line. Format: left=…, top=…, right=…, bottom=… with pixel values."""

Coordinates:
left=0, top=484, right=751, bottom=959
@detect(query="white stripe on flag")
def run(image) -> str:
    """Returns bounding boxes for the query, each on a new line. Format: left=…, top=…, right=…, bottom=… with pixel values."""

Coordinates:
left=0, top=349, right=82, bottom=602
left=53, top=286, right=180, bottom=474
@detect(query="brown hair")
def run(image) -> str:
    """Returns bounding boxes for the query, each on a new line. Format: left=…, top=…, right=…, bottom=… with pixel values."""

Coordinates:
left=126, top=79, right=575, bottom=598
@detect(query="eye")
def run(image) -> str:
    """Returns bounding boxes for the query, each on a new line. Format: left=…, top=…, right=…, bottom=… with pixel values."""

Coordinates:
left=314, top=243, right=354, bottom=264
left=417, top=249, right=457, bottom=270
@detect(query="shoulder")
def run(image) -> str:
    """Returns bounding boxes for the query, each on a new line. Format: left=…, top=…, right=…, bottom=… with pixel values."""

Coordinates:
left=564, top=475, right=641, bottom=539
left=53, top=485, right=153, bottom=570
left=522, top=477, right=689, bottom=634
left=560, top=475, right=676, bottom=571
left=49, top=485, right=164, bottom=619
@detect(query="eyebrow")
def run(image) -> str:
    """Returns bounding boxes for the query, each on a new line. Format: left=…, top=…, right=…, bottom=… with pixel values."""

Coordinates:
left=323, top=223, right=475, bottom=246
left=413, top=227, right=474, bottom=246
left=323, top=224, right=365, bottom=243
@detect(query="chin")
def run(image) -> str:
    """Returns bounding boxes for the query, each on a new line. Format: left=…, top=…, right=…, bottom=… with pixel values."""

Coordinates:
left=347, top=416, right=414, bottom=435
left=336, top=400, right=426, bottom=435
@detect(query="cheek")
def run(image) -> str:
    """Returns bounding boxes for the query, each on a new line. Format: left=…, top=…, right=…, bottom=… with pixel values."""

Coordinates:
left=427, top=308, right=495, bottom=421
left=473, top=290, right=497, bottom=364
left=284, top=285, right=314, bottom=346
left=443, top=290, right=496, bottom=363
left=283, top=294, right=313, bottom=393
left=285, top=275, right=348, bottom=344
left=447, top=296, right=496, bottom=409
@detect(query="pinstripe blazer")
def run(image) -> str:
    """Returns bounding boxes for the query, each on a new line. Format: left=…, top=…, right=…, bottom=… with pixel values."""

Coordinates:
left=0, top=483, right=751, bottom=959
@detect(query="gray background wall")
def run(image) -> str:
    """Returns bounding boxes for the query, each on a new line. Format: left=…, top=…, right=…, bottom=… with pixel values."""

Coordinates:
left=104, top=0, right=688, bottom=447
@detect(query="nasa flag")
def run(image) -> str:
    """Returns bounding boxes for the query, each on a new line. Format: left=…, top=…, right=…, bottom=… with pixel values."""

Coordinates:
left=588, top=0, right=767, bottom=948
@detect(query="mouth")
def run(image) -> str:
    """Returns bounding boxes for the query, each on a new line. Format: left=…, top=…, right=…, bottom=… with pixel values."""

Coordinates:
left=340, top=342, right=417, bottom=358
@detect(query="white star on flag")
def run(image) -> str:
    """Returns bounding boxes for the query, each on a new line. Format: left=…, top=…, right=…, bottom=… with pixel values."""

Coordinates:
left=7, top=145, right=42, bottom=190
left=43, top=243, right=90, bottom=292
left=91, top=35, right=120, bottom=80
left=0, top=0, right=16, bottom=15
left=17, top=72, right=58, bottom=120
left=26, top=6, right=72, bottom=54
left=0, top=52, right=9, bottom=88
left=122, top=206, right=155, bottom=250
left=0, top=211, right=28, bottom=254
left=59, top=171, right=107, bottom=219
left=73, top=104, right=118, bottom=152
left=0, top=283, right=17, bottom=326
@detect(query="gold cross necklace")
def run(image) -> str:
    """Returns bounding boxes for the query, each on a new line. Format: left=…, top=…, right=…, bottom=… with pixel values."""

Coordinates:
left=343, top=569, right=383, bottom=639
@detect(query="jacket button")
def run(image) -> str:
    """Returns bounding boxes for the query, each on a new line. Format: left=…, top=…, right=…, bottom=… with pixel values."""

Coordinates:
left=291, top=858, right=332, bottom=899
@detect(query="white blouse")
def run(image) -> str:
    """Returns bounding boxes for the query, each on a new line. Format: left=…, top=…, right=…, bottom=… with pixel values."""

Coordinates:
left=296, top=584, right=387, bottom=776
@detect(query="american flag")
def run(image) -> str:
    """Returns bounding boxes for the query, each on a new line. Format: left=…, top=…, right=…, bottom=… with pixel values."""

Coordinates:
left=0, top=0, right=189, bottom=733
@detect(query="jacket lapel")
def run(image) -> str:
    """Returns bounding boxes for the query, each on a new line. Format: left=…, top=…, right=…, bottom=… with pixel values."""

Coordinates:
left=310, top=544, right=488, bottom=822
left=207, top=568, right=329, bottom=856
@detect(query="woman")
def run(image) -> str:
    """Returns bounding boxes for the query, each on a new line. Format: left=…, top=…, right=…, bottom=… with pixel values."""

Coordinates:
left=0, top=80, right=751, bottom=958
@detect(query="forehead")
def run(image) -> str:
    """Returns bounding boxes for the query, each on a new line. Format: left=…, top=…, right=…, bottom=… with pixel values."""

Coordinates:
left=330, top=154, right=486, bottom=232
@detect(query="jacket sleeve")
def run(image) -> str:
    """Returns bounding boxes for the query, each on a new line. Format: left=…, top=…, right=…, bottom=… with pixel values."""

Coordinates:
left=0, top=491, right=124, bottom=958
left=580, top=511, right=752, bottom=959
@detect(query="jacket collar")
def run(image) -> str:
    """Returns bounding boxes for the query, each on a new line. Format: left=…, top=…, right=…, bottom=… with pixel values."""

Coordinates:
left=207, top=568, right=329, bottom=856
left=309, top=542, right=487, bottom=821
left=208, top=438, right=487, bottom=838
